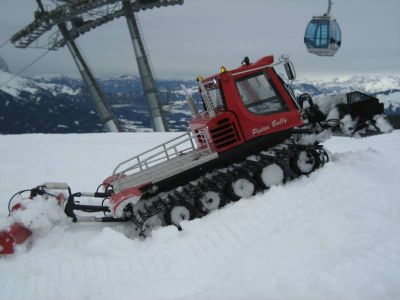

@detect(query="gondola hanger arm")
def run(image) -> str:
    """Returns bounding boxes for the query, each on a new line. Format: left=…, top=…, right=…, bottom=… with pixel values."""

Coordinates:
left=325, top=0, right=332, bottom=16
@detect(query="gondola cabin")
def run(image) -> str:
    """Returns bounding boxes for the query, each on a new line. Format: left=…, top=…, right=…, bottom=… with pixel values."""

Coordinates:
left=304, top=15, right=341, bottom=56
left=304, top=0, right=342, bottom=56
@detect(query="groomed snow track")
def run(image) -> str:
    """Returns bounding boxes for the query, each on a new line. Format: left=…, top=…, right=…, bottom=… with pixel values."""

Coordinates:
left=1, top=132, right=400, bottom=300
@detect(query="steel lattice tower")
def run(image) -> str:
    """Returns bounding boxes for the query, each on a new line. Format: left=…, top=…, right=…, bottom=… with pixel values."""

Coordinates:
left=11, top=0, right=184, bottom=132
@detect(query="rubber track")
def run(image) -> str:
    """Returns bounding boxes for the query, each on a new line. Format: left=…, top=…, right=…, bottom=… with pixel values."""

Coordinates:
left=133, top=141, right=329, bottom=235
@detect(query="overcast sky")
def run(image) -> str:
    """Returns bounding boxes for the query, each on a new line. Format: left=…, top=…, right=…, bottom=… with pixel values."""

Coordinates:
left=0, top=0, right=399, bottom=80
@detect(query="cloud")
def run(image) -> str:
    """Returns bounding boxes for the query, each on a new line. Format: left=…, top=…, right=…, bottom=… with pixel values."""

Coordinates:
left=0, top=0, right=399, bottom=79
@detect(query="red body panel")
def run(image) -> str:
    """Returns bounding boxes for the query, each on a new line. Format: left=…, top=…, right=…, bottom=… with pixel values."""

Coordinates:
left=110, top=186, right=142, bottom=218
left=189, top=55, right=303, bottom=154
left=103, top=173, right=127, bottom=186
left=1, top=192, right=66, bottom=255
left=190, top=111, right=244, bottom=152
left=1, top=200, right=33, bottom=255
left=0, top=223, right=32, bottom=255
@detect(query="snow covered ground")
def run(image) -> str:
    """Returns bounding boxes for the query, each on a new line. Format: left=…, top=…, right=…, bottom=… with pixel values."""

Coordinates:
left=0, top=131, right=400, bottom=300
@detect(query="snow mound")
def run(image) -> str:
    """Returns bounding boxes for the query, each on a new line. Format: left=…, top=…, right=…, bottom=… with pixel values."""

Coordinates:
left=10, top=196, right=67, bottom=235
left=313, top=93, right=347, bottom=115
left=374, top=114, right=393, bottom=133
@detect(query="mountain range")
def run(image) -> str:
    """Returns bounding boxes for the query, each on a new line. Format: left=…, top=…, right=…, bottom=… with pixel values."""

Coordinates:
left=0, top=69, right=399, bottom=134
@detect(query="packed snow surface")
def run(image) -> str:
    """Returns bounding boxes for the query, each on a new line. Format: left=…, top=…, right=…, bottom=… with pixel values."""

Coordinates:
left=1, top=131, right=400, bottom=300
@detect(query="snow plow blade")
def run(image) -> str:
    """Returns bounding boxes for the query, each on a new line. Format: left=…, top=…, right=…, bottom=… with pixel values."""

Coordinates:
left=343, top=91, right=384, bottom=118
left=0, top=183, right=70, bottom=255
left=0, top=224, right=32, bottom=254
left=300, top=91, right=392, bottom=137
left=336, top=91, right=387, bottom=136
left=0, top=182, right=134, bottom=255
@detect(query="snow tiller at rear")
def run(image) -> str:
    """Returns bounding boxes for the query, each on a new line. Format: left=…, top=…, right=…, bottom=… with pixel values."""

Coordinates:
left=1, top=55, right=391, bottom=254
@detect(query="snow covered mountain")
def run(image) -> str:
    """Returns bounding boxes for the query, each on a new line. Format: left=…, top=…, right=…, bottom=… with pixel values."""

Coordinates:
left=294, top=75, right=400, bottom=115
left=0, top=70, right=399, bottom=134
left=0, top=70, right=101, bottom=133
left=0, top=131, right=399, bottom=299
left=0, top=70, right=193, bottom=133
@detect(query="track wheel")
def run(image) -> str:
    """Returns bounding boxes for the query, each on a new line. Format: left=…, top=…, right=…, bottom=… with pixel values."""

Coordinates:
left=195, top=190, right=225, bottom=213
left=257, top=163, right=285, bottom=189
left=141, top=215, right=163, bottom=236
left=227, top=175, right=258, bottom=201
left=164, top=201, right=196, bottom=228
left=290, top=149, right=320, bottom=175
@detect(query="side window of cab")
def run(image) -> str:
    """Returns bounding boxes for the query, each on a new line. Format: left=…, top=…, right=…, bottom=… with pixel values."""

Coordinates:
left=203, top=80, right=226, bottom=110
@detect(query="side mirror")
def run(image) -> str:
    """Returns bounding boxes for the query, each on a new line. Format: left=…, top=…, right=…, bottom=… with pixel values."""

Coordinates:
left=284, top=62, right=296, bottom=81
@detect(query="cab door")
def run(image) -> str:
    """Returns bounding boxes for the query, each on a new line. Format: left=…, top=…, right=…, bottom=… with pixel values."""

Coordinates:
left=220, top=67, right=303, bottom=141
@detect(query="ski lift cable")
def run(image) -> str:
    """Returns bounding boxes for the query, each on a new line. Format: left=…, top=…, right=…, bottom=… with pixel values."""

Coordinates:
left=0, top=49, right=51, bottom=89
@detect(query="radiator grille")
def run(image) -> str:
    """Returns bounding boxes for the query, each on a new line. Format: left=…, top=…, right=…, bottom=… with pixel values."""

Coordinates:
left=209, top=118, right=239, bottom=149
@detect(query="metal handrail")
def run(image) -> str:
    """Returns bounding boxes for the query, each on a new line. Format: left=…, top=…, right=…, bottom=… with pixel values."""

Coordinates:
left=113, top=129, right=212, bottom=185
left=122, top=147, right=210, bottom=184
left=113, top=131, right=190, bottom=174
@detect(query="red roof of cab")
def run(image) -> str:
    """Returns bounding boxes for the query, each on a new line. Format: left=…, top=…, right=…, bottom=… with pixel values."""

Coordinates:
left=202, top=55, right=274, bottom=83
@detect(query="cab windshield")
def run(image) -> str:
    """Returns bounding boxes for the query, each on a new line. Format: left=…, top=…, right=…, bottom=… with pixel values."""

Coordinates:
left=235, top=71, right=288, bottom=115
